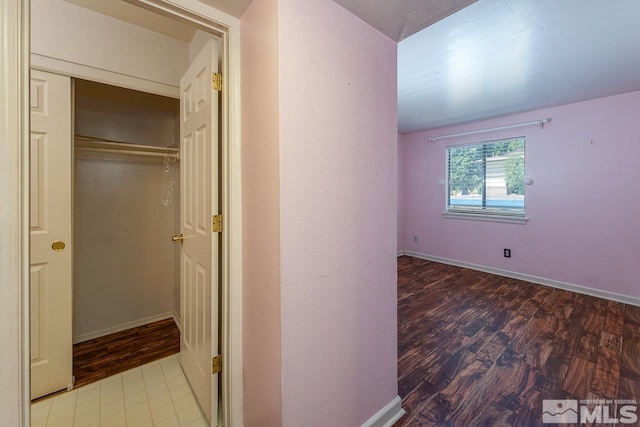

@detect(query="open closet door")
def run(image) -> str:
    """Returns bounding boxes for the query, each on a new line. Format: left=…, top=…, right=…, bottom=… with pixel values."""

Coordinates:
left=30, top=69, right=73, bottom=399
left=178, top=39, right=220, bottom=424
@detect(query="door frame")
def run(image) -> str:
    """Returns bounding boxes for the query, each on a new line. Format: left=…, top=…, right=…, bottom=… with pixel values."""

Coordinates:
left=0, top=0, right=243, bottom=425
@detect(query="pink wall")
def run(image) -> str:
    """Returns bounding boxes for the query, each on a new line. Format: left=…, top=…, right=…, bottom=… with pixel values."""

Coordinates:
left=241, top=0, right=283, bottom=425
left=242, top=0, right=399, bottom=425
left=401, top=90, right=640, bottom=299
left=278, top=0, right=398, bottom=425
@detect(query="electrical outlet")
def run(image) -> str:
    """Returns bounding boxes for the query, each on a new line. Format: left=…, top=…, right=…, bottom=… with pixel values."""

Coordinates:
left=504, top=249, right=511, bottom=258
left=413, top=235, right=418, bottom=243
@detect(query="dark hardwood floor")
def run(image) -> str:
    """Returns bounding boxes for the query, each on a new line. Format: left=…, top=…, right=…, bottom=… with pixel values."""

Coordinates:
left=73, top=318, right=180, bottom=388
left=396, top=256, right=640, bottom=426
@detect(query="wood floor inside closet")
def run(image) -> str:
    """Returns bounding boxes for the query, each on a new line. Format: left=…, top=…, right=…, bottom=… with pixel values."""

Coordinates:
left=73, top=318, right=180, bottom=388
left=396, top=255, right=640, bottom=426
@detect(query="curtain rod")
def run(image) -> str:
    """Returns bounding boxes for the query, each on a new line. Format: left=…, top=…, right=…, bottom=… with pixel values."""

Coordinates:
left=428, top=118, right=552, bottom=143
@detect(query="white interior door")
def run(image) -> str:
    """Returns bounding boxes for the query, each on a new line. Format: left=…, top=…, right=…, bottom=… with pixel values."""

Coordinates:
left=179, top=39, right=220, bottom=424
left=29, top=69, right=73, bottom=400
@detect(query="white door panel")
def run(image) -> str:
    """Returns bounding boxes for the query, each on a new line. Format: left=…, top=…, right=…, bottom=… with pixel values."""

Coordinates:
left=179, top=39, right=219, bottom=424
left=30, top=69, right=73, bottom=400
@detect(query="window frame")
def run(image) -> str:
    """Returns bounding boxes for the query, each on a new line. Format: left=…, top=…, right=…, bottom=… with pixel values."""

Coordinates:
left=444, top=137, right=528, bottom=224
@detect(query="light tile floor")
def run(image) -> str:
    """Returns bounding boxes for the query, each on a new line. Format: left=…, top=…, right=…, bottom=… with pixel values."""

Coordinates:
left=31, top=355, right=208, bottom=427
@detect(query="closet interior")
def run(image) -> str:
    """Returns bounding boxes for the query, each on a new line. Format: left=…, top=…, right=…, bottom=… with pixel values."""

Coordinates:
left=73, top=79, right=181, bottom=359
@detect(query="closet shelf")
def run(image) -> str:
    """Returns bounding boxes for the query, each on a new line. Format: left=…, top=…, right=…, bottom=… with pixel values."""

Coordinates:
left=75, top=135, right=179, bottom=159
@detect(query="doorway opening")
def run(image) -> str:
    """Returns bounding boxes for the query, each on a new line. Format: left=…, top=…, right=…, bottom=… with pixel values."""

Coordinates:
left=27, top=0, right=236, bottom=425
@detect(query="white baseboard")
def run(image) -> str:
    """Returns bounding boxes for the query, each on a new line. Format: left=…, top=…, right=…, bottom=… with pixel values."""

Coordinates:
left=361, top=395, right=406, bottom=427
left=73, top=312, right=176, bottom=344
left=404, top=251, right=640, bottom=308
left=397, top=250, right=405, bottom=257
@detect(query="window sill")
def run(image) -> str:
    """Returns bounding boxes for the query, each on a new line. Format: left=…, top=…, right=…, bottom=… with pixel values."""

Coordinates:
left=443, top=211, right=528, bottom=224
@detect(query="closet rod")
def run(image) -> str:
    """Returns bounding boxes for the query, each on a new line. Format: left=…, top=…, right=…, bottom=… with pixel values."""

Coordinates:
left=75, top=135, right=179, bottom=158
left=75, top=147, right=179, bottom=159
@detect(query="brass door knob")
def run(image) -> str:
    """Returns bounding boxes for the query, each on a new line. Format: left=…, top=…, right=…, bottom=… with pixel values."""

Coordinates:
left=172, top=234, right=185, bottom=243
left=51, top=241, right=66, bottom=251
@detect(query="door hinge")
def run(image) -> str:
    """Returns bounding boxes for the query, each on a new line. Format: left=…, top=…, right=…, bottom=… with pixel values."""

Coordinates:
left=212, top=355, right=222, bottom=374
left=212, top=214, right=223, bottom=233
left=212, top=73, right=223, bottom=91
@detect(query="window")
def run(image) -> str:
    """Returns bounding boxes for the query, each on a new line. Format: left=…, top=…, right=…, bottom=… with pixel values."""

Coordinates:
left=446, top=137, right=526, bottom=223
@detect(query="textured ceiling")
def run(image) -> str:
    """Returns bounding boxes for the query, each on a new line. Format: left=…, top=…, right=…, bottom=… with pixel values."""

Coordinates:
left=333, top=0, right=477, bottom=41
left=398, top=0, right=640, bottom=133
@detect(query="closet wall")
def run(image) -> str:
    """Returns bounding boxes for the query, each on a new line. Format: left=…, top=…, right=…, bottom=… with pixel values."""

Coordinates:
left=73, top=81, right=181, bottom=342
